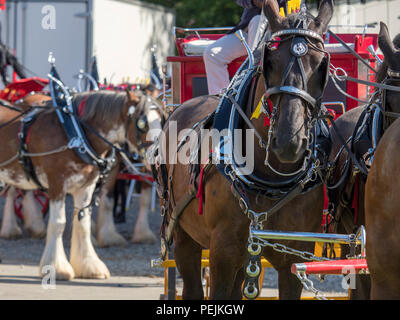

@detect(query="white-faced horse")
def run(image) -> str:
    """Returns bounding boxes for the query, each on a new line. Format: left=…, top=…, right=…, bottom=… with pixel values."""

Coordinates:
left=0, top=90, right=150, bottom=279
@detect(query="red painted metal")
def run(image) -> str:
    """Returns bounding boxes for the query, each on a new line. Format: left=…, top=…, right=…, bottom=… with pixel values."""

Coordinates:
left=291, top=259, right=368, bottom=275
left=0, top=77, right=50, bottom=219
left=0, top=77, right=49, bottom=103
left=168, top=31, right=379, bottom=114
left=0, top=0, right=5, bottom=11
left=117, top=173, right=154, bottom=183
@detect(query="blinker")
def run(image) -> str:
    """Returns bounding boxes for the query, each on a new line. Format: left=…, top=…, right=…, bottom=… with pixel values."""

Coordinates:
left=291, top=37, right=308, bottom=57
left=128, top=105, right=136, bottom=115
left=137, top=117, right=147, bottom=130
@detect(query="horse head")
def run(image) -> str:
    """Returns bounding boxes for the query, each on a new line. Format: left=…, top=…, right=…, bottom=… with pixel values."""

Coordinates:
left=262, top=0, right=333, bottom=164
left=377, top=22, right=400, bottom=118
left=124, top=89, right=164, bottom=158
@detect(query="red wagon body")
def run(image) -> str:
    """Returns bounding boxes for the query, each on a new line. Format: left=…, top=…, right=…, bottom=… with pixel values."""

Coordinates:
left=167, top=29, right=380, bottom=119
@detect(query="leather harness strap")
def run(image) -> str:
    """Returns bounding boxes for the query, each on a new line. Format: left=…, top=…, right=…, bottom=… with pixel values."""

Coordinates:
left=18, top=110, right=46, bottom=190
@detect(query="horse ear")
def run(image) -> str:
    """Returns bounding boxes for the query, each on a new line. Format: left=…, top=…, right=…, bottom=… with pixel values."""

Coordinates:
left=313, top=0, right=334, bottom=34
left=125, top=88, right=140, bottom=105
left=263, top=0, right=284, bottom=32
left=378, top=22, right=397, bottom=64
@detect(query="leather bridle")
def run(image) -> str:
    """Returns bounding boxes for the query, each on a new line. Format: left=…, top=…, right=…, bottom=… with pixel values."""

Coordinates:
left=380, top=68, right=400, bottom=130
left=261, top=25, right=330, bottom=178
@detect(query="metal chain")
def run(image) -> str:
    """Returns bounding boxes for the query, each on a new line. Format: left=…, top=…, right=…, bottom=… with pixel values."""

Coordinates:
left=252, top=236, right=332, bottom=262
left=295, top=271, right=329, bottom=300
left=249, top=233, right=334, bottom=300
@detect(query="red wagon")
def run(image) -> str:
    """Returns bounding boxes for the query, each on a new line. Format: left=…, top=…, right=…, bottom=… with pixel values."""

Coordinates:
left=167, top=26, right=380, bottom=117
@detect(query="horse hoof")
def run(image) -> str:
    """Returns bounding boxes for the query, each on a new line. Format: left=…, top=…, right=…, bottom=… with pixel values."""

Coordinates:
left=97, top=231, right=127, bottom=248
left=71, top=257, right=110, bottom=279
left=0, top=226, right=23, bottom=239
left=131, top=231, right=157, bottom=244
left=39, top=263, right=75, bottom=281
left=26, top=225, right=46, bottom=239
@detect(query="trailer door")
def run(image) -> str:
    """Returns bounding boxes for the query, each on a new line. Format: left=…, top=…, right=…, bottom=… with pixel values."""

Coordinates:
left=9, top=0, right=89, bottom=87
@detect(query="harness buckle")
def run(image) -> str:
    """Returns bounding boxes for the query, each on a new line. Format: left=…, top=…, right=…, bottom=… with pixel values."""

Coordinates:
left=68, top=136, right=83, bottom=149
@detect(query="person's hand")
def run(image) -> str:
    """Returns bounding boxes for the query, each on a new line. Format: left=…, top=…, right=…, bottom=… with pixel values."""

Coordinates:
left=252, top=0, right=265, bottom=8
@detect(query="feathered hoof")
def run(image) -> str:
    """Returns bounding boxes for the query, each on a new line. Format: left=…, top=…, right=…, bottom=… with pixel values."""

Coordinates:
left=26, top=223, right=46, bottom=239
left=131, top=229, right=157, bottom=244
left=71, top=257, right=110, bottom=279
left=97, top=230, right=127, bottom=248
left=39, top=261, right=75, bottom=281
left=0, top=225, right=23, bottom=240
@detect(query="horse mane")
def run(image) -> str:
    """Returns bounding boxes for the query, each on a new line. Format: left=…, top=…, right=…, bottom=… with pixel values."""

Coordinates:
left=375, top=33, right=400, bottom=84
left=72, top=91, right=128, bottom=123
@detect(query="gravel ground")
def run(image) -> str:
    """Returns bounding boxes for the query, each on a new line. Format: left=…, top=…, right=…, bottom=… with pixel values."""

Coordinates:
left=0, top=192, right=347, bottom=296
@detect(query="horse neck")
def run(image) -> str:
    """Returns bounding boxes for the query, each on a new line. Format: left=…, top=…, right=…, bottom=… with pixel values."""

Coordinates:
left=80, top=96, right=127, bottom=156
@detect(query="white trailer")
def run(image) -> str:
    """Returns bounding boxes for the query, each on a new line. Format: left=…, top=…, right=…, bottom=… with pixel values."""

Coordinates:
left=0, top=0, right=175, bottom=87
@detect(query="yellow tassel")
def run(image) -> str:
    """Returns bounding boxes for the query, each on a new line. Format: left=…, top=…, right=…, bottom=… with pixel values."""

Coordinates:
left=279, top=7, right=285, bottom=17
left=251, top=99, right=263, bottom=120
left=287, top=0, right=292, bottom=14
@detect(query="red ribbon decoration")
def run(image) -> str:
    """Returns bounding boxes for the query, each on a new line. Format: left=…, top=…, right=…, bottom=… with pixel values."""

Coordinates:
left=263, top=97, right=274, bottom=127
left=196, top=165, right=206, bottom=215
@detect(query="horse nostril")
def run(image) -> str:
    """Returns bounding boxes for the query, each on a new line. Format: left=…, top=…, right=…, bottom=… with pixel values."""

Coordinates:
left=271, top=137, right=278, bottom=151
left=301, top=138, right=308, bottom=151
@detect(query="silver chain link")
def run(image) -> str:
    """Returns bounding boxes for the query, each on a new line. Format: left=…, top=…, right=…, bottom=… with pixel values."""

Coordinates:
left=295, top=271, right=329, bottom=300
left=252, top=236, right=331, bottom=262
left=250, top=234, right=333, bottom=300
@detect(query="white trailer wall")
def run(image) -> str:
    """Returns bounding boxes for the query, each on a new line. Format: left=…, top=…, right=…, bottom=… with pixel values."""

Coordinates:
left=0, top=0, right=175, bottom=88
left=310, top=0, right=400, bottom=36
left=92, top=0, right=175, bottom=85
left=0, top=0, right=89, bottom=88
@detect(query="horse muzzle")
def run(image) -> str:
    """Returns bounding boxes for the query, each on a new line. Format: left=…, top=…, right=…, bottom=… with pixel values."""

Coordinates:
left=270, top=135, right=308, bottom=164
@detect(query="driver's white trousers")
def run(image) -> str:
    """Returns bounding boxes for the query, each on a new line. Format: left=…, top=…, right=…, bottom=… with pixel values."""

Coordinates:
left=203, top=14, right=262, bottom=95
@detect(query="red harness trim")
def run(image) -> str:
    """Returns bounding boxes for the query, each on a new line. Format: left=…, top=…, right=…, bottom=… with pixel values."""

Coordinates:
left=196, top=156, right=212, bottom=215
left=196, top=164, right=206, bottom=215
left=116, top=173, right=154, bottom=183
left=268, top=36, right=281, bottom=50
left=26, top=125, right=33, bottom=144
left=78, top=96, right=88, bottom=118
left=263, top=98, right=273, bottom=127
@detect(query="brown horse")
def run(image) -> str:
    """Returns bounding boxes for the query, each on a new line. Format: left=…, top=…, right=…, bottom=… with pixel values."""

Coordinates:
left=153, top=0, right=334, bottom=299
left=0, top=89, right=146, bottom=279
left=326, top=23, right=400, bottom=299
left=364, top=23, right=400, bottom=299
left=0, top=93, right=51, bottom=239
